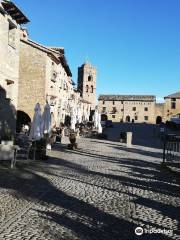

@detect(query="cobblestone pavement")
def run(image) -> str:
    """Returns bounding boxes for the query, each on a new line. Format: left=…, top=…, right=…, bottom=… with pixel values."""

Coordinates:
left=0, top=137, right=179, bottom=240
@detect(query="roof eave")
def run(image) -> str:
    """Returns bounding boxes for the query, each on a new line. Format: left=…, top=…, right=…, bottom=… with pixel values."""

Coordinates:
left=2, top=0, right=30, bottom=24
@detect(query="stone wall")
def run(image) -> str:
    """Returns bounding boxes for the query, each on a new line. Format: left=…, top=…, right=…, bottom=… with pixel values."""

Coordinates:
left=0, top=9, right=21, bottom=136
left=155, top=103, right=165, bottom=122
left=18, top=41, right=46, bottom=120
left=164, top=98, right=180, bottom=120
left=99, top=99, right=156, bottom=123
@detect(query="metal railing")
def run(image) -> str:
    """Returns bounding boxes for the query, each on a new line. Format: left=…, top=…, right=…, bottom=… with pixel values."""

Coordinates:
left=163, top=134, right=180, bottom=165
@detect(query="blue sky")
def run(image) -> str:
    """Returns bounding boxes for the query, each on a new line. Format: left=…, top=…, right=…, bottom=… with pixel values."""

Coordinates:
left=14, top=0, right=180, bottom=102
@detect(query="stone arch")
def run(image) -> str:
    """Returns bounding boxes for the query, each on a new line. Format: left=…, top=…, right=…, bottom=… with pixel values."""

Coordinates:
left=126, top=115, right=130, bottom=122
left=16, top=110, right=31, bottom=133
left=156, top=116, right=162, bottom=124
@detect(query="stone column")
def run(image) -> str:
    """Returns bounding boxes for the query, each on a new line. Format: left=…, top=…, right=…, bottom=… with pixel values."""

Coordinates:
left=126, top=132, right=132, bottom=147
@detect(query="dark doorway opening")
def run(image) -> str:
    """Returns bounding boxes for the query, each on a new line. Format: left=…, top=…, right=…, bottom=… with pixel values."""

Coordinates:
left=101, top=114, right=108, bottom=121
left=156, top=116, right=162, bottom=124
left=64, top=115, right=71, bottom=126
left=126, top=115, right=130, bottom=122
left=16, top=111, right=31, bottom=133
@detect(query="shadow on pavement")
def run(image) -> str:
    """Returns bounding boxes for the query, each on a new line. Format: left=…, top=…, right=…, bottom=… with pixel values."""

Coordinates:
left=0, top=139, right=179, bottom=239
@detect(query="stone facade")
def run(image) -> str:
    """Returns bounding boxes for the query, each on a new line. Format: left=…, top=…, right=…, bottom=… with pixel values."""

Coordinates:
left=98, top=95, right=156, bottom=123
left=77, top=62, right=97, bottom=110
left=0, top=0, right=29, bottom=137
left=18, top=39, right=74, bottom=126
left=164, top=92, right=180, bottom=120
left=18, top=38, right=91, bottom=127
left=155, top=103, right=165, bottom=123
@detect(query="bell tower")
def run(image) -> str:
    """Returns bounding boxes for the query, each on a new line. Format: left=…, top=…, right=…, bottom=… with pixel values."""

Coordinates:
left=77, top=62, right=97, bottom=110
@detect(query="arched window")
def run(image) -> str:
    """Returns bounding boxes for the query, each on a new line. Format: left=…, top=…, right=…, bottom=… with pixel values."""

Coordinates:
left=91, top=85, right=93, bottom=93
left=88, top=75, right=93, bottom=81
left=86, top=85, right=89, bottom=92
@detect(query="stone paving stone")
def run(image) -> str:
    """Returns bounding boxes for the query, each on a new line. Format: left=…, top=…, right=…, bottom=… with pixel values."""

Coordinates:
left=0, top=136, right=179, bottom=240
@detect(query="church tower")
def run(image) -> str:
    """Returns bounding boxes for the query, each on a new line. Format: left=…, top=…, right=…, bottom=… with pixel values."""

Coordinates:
left=77, top=62, right=97, bottom=110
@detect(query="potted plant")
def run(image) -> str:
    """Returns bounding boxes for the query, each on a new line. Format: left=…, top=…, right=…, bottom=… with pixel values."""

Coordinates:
left=69, top=132, right=76, bottom=144
left=68, top=131, right=78, bottom=149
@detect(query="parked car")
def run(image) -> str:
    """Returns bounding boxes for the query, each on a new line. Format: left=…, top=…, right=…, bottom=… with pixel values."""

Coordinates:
left=166, top=117, right=180, bottom=130
left=106, top=120, right=113, bottom=127
left=170, top=117, right=180, bottom=125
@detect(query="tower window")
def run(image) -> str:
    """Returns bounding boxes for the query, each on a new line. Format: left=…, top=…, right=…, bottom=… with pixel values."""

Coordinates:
left=86, top=85, right=89, bottom=92
left=88, top=75, right=93, bottom=81
left=91, top=86, right=93, bottom=93
left=171, top=98, right=176, bottom=109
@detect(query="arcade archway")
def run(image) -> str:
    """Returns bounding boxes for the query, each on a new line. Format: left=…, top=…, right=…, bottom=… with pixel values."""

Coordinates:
left=156, top=116, right=162, bottom=124
left=16, top=110, right=31, bottom=133
left=126, top=115, right=130, bottom=122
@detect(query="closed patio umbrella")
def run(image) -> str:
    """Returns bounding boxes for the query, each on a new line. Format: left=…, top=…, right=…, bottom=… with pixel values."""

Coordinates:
left=42, top=103, right=51, bottom=135
left=71, top=108, right=76, bottom=131
left=41, top=103, right=52, bottom=150
left=93, top=108, right=99, bottom=129
left=98, top=113, right=102, bottom=134
left=29, top=103, right=43, bottom=159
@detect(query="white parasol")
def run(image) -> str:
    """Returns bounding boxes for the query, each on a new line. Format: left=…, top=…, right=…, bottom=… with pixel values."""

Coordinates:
left=29, top=103, right=43, bottom=140
left=42, top=103, right=51, bottom=135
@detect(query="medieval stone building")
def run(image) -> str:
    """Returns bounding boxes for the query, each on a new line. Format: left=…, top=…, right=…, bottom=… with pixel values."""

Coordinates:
left=98, top=95, right=156, bottom=123
left=0, top=0, right=29, bottom=137
left=164, top=92, right=180, bottom=120
left=17, top=38, right=73, bottom=128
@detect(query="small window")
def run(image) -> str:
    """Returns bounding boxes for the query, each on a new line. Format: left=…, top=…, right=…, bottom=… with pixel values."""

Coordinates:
left=91, top=85, right=93, bottom=93
left=133, top=107, right=136, bottom=111
left=144, top=116, right=148, bottom=121
left=86, top=85, right=89, bottom=93
left=88, top=75, right=93, bottom=81
left=103, top=107, right=106, bottom=112
left=171, top=102, right=176, bottom=109
left=121, top=109, right=124, bottom=112
left=135, top=116, right=138, bottom=120
left=112, top=115, right=116, bottom=119
left=171, top=98, right=176, bottom=109
left=103, top=101, right=105, bottom=105
left=144, top=107, right=148, bottom=111
left=113, top=101, right=115, bottom=105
